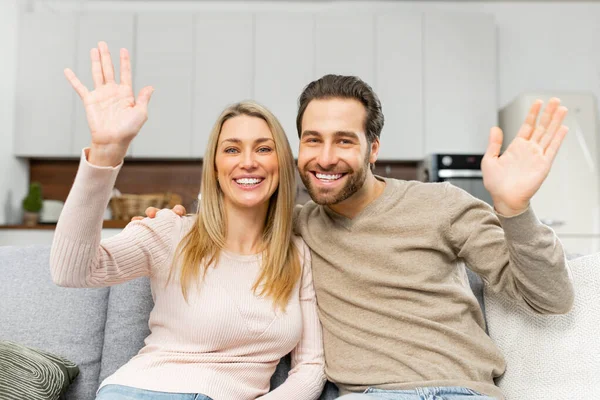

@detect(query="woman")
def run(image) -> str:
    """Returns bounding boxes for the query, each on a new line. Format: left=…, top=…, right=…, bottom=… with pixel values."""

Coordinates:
left=50, top=41, right=325, bottom=400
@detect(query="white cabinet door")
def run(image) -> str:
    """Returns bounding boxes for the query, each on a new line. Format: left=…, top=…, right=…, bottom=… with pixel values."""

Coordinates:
left=133, top=14, right=194, bottom=158
left=254, top=13, right=315, bottom=158
left=192, top=14, right=254, bottom=158
left=315, top=14, right=375, bottom=85
left=14, top=13, right=77, bottom=157
left=72, top=14, right=135, bottom=156
left=375, top=13, right=423, bottom=161
left=424, top=12, right=497, bottom=155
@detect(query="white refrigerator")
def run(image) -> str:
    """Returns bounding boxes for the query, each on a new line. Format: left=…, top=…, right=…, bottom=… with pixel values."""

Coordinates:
left=499, top=92, right=600, bottom=257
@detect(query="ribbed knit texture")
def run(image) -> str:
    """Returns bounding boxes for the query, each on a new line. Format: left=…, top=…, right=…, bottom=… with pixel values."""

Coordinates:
left=294, top=177, right=574, bottom=400
left=50, top=149, right=326, bottom=400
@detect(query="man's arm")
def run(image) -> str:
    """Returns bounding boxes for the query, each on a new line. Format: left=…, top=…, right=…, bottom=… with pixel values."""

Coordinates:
left=446, top=184, right=573, bottom=314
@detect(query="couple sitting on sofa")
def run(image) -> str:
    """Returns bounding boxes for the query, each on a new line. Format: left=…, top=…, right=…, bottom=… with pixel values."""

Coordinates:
left=51, top=41, right=574, bottom=400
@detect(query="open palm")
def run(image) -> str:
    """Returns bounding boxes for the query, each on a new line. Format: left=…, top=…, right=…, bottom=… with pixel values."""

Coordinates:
left=64, top=41, right=153, bottom=149
left=482, top=98, right=569, bottom=216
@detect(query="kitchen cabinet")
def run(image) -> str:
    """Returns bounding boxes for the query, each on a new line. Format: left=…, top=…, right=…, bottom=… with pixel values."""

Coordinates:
left=424, top=12, right=497, bottom=155
left=375, top=13, right=424, bottom=161
left=254, top=13, right=315, bottom=157
left=192, top=13, right=254, bottom=158
left=14, top=13, right=77, bottom=157
left=72, top=14, right=135, bottom=156
left=315, top=14, right=375, bottom=87
left=133, top=14, right=194, bottom=158
left=13, top=10, right=497, bottom=161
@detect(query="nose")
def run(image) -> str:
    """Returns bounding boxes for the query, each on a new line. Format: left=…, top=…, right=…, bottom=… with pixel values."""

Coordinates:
left=240, top=150, right=258, bottom=170
left=316, top=143, right=338, bottom=170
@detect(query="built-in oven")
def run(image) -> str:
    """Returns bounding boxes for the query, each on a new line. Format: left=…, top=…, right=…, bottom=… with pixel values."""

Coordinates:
left=417, top=154, right=493, bottom=206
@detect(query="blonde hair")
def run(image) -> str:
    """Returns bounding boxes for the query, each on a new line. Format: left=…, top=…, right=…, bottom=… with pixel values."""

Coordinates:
left=171, top=101, right=300, bottom=311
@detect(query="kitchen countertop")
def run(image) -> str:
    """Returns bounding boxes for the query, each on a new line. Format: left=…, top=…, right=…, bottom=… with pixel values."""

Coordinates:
left=0, top=220, right=130, bottom=230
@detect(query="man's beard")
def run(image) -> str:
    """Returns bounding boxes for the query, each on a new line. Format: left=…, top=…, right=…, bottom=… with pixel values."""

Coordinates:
left=299, top=152, right=370, bottom=206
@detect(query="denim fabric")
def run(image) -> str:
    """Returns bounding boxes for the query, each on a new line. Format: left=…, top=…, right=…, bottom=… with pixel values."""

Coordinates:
left=95, top=385, right=213, bottom=400
left=336, top=386, right=497, bottom=400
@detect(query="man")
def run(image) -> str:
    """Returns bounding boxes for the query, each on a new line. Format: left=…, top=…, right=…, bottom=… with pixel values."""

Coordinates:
left=146, top=75, right=573, bottom=400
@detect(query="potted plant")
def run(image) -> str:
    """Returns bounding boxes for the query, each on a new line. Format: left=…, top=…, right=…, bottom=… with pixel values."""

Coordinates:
left=22, top=182, right=43, bottom=227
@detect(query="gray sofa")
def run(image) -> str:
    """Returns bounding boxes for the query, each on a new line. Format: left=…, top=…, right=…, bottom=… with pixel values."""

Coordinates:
left=0, top=245, right=485, bottom=400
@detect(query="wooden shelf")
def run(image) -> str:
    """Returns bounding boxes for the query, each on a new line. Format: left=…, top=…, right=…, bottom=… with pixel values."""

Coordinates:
left=0, top=220, right=130, bottom=230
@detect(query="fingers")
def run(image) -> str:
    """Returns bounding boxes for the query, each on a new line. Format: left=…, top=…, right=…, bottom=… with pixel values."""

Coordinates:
left=544, top=125, right=569, bottom=163
left=173, top=204, right=187, bottom=216
left=485, top=127, right=503, bottom=159
left=531, top=98, right=562, bottom=143
left=98, top=41, right=116, bottom=84
left=90, top=48, right=104, bottom=88
left=144, top=207, right=159, bottom=218
left=540, top=106, right=568, bottom=150
left=64, top=68, right=89, bottom=100
left=517, top=100, right=543, bottom=139
left=131, top=216, right=144, bottom=221
left=119, top=48, right=132, bottom=88
left=136, top=86, right=155, bottom=112
left=538, top=97, right=561, bottom=130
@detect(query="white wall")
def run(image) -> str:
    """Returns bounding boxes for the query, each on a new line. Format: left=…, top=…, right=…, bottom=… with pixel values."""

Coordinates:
left=0, top=0, right=27, bottom=225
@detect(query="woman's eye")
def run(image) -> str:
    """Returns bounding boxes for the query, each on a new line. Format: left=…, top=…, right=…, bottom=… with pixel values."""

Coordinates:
left=224, top=148, right=239, bottom=154
left=258, top=147, right=273, bottom=153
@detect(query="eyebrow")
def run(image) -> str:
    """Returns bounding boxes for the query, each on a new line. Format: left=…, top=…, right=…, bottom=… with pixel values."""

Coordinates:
left=220, top=137, right=275, bottom=145
left=301, top=130, right=360, bottom=141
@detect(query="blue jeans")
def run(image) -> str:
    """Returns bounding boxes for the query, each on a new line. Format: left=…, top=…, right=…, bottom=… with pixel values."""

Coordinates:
left=96, top=385, right=213, bottom=400
left=337, top=386, right=497, bottom=400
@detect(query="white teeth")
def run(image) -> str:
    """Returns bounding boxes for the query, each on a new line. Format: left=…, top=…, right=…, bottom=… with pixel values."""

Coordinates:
left=315, top=173, right=342, bottom=181
left=235, top=178, right=262, bottom=185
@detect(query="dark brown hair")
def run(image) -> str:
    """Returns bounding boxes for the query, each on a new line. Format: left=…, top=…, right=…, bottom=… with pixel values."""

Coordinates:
left=296, top=74, right=384, bottom=144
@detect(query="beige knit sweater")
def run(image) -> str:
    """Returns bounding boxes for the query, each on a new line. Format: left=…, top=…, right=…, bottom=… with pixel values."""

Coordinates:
left=294, top=177, right=574, bottom=399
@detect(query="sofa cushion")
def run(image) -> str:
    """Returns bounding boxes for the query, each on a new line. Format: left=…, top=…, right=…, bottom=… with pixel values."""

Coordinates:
left=0, top=340, right=79, bottom=399
left=99, top=277, right=154, bottom=383
left=0, top=245, right=109, bottom=400
left=484, top=252, right=600, bottom=399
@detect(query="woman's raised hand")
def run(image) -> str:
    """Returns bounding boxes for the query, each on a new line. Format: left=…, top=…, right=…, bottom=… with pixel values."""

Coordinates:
left=64, top=41, right=154, bottom=166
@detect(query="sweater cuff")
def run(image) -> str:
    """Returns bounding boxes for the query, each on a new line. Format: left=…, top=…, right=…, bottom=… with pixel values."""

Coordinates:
left=496, top=206, right=545, bottom=243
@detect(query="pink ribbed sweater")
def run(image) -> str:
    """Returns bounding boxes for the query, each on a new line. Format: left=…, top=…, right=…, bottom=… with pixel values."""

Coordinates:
left=50, top=150, right=326, bottom=400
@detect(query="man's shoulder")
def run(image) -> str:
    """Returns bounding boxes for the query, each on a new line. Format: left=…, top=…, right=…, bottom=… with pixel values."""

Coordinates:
left=382, top=177, right=450, bottom=200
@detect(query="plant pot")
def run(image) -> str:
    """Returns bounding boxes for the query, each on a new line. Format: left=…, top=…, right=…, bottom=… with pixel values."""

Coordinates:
left=23, top=212, right=40, bottom=227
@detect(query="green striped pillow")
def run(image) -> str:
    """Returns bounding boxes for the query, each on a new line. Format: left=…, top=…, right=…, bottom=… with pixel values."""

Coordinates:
left=0, top=340, right=79, bottom=400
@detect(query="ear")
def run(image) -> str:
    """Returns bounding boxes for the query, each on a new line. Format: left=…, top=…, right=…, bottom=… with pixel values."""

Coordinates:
left=369, top=138, right=380, bottom=164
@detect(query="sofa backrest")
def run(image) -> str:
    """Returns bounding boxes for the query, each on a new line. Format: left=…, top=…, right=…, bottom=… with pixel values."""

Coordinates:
left=0, top=245, right=109, bottom=400
left=0, top=245, right=486, bottom=400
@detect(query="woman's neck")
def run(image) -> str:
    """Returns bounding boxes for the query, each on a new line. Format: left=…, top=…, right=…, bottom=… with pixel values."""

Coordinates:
left=223, top=201, right=269, bottom=255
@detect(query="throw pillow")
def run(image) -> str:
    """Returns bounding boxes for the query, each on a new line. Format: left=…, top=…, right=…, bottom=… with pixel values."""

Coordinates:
left=484, top=252, right=600, bottom=399
left=0, top=340, right=79, bottom=400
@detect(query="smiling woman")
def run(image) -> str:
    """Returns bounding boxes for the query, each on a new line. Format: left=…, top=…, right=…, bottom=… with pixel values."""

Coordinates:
left=50, top=42, right=325, bottom=400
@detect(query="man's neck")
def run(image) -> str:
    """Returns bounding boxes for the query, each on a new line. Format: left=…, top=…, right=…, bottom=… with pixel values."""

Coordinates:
left=328, top=173, right=386, bottom=219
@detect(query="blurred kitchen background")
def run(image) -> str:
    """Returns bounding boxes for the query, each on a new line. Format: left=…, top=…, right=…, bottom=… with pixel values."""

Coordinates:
left=1, top=0, right=599, bottom=257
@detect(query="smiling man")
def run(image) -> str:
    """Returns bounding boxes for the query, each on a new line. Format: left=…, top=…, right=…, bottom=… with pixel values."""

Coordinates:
left=149, top=74, right=574, bottom=400
left=290, top=75, right=573, bottom=400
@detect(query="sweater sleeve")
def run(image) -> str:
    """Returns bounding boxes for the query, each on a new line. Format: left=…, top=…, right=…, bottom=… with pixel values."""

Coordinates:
left=257, top=239, right=326, bottom=400
left=445, top=183, right=574, bottom=315
left=50, top=148, right=180, bottom=288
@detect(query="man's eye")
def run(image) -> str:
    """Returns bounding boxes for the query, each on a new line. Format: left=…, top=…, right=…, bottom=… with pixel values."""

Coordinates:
left=305, top=138, right=319, bottom=143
